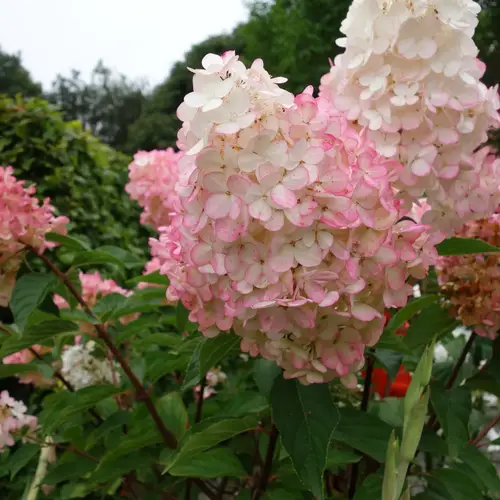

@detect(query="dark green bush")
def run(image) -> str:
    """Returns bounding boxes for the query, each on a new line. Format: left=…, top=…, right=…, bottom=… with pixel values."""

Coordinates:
left=0, top=95, right=149, bottom=255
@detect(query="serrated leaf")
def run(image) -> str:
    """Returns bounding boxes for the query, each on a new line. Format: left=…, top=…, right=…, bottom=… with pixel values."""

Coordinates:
left=92, top=293, right=128, bottom=321
left=145, top=352, right=189, bottom=383
left=271, top=376, right=339, bottom=500
left=126, top=270, right=170, bottom=287
left=89, top=452, right=152, bottom=484
left=199, top=333, right=239, bottom=375
left=375, top=330, right=412, bottom=354
left=10, top=274, right=56, bottom=329
left=134, top=332, right=182, bottom=350
left=430, top=384, right=471, bottom=458
left=222, top=392, right=269, bottom=418
left=436, top=237, right=500, bottom=256
left=45, top=232, right=90, bottom=251
left=169, top=447, right=246, bottom=478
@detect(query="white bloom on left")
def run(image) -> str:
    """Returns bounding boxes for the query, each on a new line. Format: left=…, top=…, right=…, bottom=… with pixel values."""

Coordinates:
left=61, top=341, right=121, bottom=390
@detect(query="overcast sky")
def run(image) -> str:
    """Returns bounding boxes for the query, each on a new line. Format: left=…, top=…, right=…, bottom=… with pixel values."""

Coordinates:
left=0, top=0, right=249, bottom=89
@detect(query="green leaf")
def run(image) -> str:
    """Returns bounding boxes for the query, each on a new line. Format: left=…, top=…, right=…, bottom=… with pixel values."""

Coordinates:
left=43, top=455, right=96, bottom=485
left=0, top=363, right=41, bottom=379
left=427, top=468, right=483, bottom=499
left=97, top=246, right=143, bottom=269
left=326, top=448, right=361, bottom=468
left=85, top=411, right=130, bottom=450
left=157, top=392, right=188, bottom=441
left=353, top=474, right=383, bottom=500
left=72, top=250, right=125, bottom=268
left=253, top=359, right=282, bottom=398
left=10, top=273, right=56, bottom=328
left=465, top=343, right=500, bottom=397
left=163, top=416, right=258, bottom=472
left=181, top=341, right=203, bottom=391
left=169, top=447, right=246, bottom=478
left=263, top=488, right=304, bottom=500
left=332, top=408, right=393, bottom=462
left=430, top=384, right=471, bottom=458
left=45, top=232, right=90, bottom=251
left=384, top=295, right=439, bottom=333
left=221, top=392, right=269, bottom=418
left=8, top=444, right=39, bottom=479
left=199, top=333, right=239, bottom=375
left=92, top=293, right=128, bottom=321
left=375, top=330, right=412, bottom=354
left=176, top=302, right=190, bottom=332
left=458, top=444, right=500, bottom=493
left=145, top=352, right=189, bottom=383
left=126, top=270, right=170, bottom=287
left=134, top=332, right=182, bottom=350
left=0, top=320, right=79, bottom=356
left=436, top=237, right=500, bottom=256
left=271, top=376, right=340, bottom=500
left=404, top=303, right=458, bottom=349
left=373, top=349, right=403, bottom=380
left=89, top=452, right=152, bottom=484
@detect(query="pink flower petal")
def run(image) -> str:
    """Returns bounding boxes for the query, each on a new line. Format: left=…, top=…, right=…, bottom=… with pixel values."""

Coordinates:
left=205, top=193, right=232, bottom=219
left=191, top=243, right=213, bottom=266
left=270, top=184, right=297, bottom=209
left=351, top=304, right=381, bottom=321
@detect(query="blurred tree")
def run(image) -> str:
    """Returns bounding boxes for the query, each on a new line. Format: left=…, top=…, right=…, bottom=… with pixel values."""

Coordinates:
left=0, top=47, right=42, bottom=98
left=0, top=95, right=150, bottom=255
left=48, top=61, right=147, bottom=152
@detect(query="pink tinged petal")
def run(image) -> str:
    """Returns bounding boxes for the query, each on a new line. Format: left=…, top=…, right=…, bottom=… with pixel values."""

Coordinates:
left=351, top=304, right=382, bottom=321
left=411, top=158, right=432, bottom=177
left=245, top=263, right=263, bottom=285
left=215, top=219, right=243, bottom=243
left=304, top=281, right=327, bottom=302
left=304, top=147, right=325, bottom=164
left=205, top=193, right=233, bottom=219
left=227, top=175, right=252, bottom=196
left=399, top=242, right=417, bottom=261
left=438, top=129, right=459, bottom=144
left=319, top=291, right=340, bottom=307
left=270, top=184, right=297, bottom=208
left=202, top=53, right=223, bottom=70
left=374, top=246, right=398, bottom=265
left=294, top=242, right=322, bottom=267
left=282, top=167, right=310, bottom=190
left=269, top=245, right=294, bottom=272
left=191, top=243, right=213, bottom=266
left=264, top=210, right=285, bottom=231
left=438, top=165, right=459, bottom=179
left=317, top=231, right=333, bottom=250
left=249, top=198, right=273, bottom=221
left=203, top=172, right=227, bottom=193
left=387, top=267, right=406, bottom=290
left=237, top=112, right=257, bottom=129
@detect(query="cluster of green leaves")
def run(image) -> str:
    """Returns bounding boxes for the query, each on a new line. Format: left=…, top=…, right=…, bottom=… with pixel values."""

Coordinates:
left=0, top=95, right=150, bottom=255
left=0, top=233, right=499, bottom=500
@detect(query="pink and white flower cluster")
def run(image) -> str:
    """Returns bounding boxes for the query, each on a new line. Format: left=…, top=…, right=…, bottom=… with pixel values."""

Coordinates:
left=126, top=149, right=182, bottom=230
left=437, top=213, right=500, bottom=338
left=194, top=366, right=228, bottom=400
left=149, top=52, right=440, bottom=385
left=320, top=0, right=500, bottom=234
left=0, top=166, right=68, bottom=306
left=0, top=390, right=37, bottom=451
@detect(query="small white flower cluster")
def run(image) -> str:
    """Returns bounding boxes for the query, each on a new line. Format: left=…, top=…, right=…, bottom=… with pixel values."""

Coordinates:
left=195, top=367, right=228, bottom=400
left=321, top=0, right=500, bottom=234
left=61, top=341, right=121, bottom=391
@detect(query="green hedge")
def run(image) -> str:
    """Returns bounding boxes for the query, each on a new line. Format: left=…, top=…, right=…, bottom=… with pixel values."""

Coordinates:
left=0, top=95, right=149, bottom=255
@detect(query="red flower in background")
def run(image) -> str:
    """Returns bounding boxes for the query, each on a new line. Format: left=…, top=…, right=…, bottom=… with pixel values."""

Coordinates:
left=365, top=311, right=412, bottom=398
